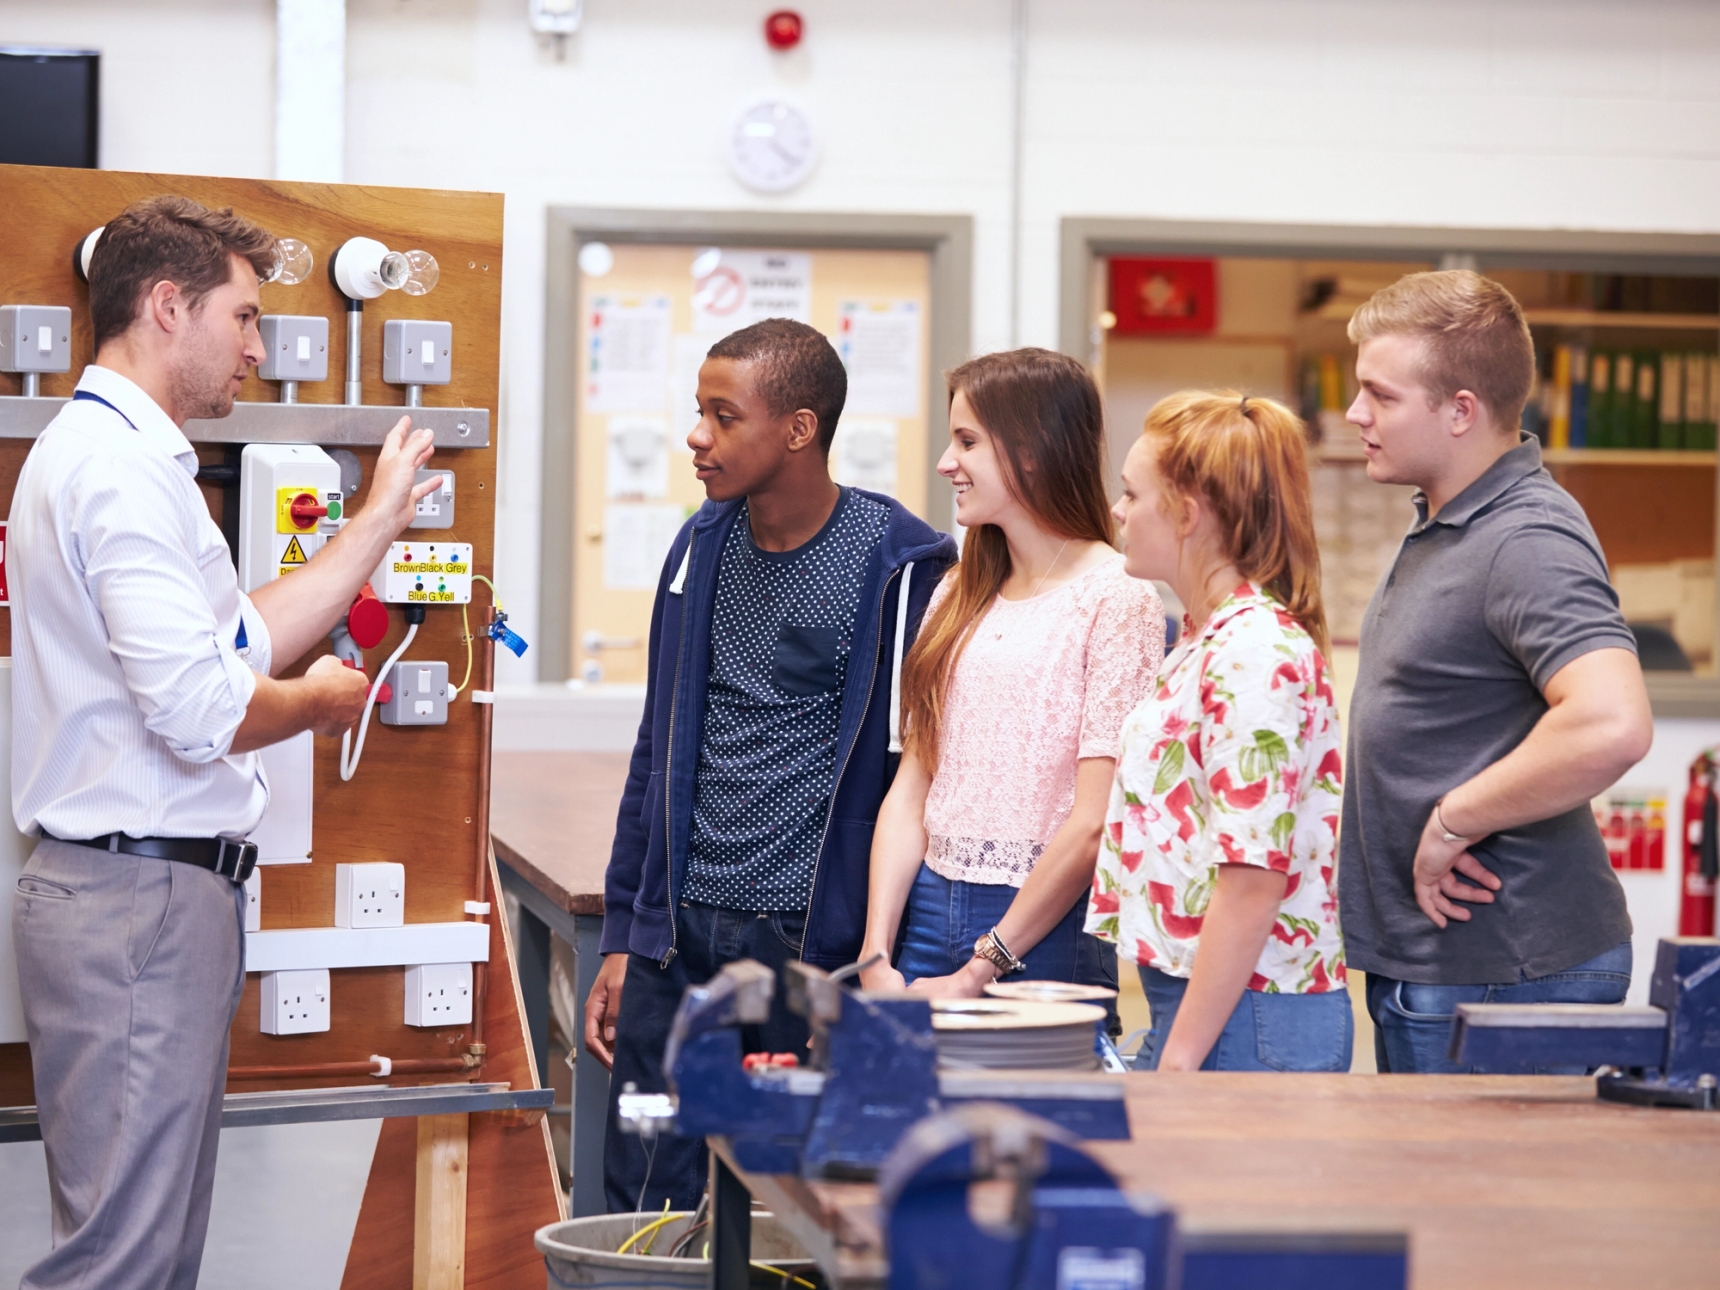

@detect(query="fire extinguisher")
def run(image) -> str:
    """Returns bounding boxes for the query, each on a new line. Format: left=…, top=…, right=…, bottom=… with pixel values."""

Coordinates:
left=1680, top=752, right=1718, bottom=937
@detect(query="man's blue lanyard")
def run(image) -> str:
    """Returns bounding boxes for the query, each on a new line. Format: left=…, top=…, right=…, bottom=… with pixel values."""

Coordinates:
left=71, top=388, right=138, bottom=431
left=72, top=388, right=248, bottom=650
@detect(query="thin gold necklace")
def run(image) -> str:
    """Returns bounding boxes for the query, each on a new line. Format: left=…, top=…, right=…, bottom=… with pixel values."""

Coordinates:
left=995, top=539, right=1071, bottom=638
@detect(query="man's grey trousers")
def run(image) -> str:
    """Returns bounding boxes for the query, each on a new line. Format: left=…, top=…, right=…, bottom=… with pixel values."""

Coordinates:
left=12, top=839, right=245, bottom=1290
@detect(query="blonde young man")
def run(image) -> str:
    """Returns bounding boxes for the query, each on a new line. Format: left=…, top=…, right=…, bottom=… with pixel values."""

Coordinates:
left=1340, top=271, right=1652, bottom=1074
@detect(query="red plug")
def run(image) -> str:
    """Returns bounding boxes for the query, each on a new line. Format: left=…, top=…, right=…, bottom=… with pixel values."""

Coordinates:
left=341, top=657, right=390, bottom=705
left=347, top=582, right=389, bottom=650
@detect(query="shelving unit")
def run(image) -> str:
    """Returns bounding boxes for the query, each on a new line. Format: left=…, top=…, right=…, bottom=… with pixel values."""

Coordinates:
left=1545, top=448, right=1717, bottom=467
left=1524, top=309, right=1720, bottom=331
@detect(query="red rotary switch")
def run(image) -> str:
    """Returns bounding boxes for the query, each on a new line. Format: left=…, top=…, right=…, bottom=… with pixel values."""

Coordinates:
left=346, top=583, right=389, bottom=650
left=290, top=492, right=328, bottom=529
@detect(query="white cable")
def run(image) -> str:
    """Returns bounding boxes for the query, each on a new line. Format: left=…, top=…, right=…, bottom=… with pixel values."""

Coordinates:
left=339, top=621, right=418, bottom=782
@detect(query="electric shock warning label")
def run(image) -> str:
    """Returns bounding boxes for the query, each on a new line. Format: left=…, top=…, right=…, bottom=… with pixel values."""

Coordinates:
left=373, top=541, right=474, bottom=605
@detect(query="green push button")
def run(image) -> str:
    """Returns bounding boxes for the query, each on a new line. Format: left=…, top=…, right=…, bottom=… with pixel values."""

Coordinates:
left=327, top=499, right=342, bottom=521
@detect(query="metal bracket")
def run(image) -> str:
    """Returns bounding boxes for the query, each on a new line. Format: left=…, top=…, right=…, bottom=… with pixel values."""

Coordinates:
left=0, top=396, right=489, bottom=449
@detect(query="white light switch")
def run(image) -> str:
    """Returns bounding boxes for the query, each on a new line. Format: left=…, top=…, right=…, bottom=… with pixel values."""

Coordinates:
left=420, top=339, right=435, bottom=366
left=297, top=334, right=311, bottom=361
left=417, top=668, right=431, bottom=693
left=35, top=326, right=51, bottom=354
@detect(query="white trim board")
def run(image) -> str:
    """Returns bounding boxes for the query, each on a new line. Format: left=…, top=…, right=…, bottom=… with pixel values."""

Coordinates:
left=245, top=922, right=490, bottom=973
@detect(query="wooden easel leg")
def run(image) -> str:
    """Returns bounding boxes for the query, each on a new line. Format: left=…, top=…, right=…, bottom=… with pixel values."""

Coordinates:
left=415, top=1113, right=469, bottom=1290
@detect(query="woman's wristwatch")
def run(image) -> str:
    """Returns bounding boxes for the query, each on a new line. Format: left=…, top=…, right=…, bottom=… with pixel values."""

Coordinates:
left=973, top=927, right=1025, bottom=976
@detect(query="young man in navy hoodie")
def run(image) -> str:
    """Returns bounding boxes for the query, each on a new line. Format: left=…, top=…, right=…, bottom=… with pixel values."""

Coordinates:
left=584, top=317, right=957, bottom=1211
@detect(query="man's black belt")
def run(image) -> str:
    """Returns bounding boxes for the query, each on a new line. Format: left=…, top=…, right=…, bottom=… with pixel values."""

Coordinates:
left=40, top=830, right=259, bottom=884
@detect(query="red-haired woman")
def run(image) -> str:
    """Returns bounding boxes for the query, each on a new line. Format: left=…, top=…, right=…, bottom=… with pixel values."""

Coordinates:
left=858, top=349, right=1164, bottom=999
left=1090, top=391, right=1350, bottom=1072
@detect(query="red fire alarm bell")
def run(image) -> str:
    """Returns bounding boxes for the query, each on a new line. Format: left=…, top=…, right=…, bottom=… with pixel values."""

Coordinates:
left=1109, top=257, right=1218, bottom=335
left=764, top=10, right=803, bottom=50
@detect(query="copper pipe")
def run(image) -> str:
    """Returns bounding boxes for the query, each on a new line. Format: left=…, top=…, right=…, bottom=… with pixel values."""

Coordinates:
left=466, top=602, right=499, bottom=1065
left=227, top=1055, right=475, bottom=1081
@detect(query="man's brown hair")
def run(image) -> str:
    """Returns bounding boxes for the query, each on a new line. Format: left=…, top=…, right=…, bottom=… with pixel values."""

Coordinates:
left=1347, top=270, right=1535, bottom=431
left=88, top=196, right=278, bottom=351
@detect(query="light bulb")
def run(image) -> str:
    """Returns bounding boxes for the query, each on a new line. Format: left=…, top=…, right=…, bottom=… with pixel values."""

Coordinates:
left=269, top=237, right=314, bottom=285
left=378, top=251, right=410, bottom=291
left=400, top=250, right=439, bottom=296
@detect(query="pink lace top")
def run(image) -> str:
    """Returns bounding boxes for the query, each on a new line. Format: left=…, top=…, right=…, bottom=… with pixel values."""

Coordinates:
left=921, top=554, right=1165, bottom=887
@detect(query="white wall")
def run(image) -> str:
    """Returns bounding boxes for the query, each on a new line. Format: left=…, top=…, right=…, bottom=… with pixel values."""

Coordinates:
left=8, top=0, right=1720, bottom=697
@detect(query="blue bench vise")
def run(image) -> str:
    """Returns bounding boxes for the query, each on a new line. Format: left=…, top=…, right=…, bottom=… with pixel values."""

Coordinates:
left=617, top=958, right=1129, bottom=1178
left=1450, top=936, right=1720, bottom=1109
left=881, top=1103, right=1407, bottom=1290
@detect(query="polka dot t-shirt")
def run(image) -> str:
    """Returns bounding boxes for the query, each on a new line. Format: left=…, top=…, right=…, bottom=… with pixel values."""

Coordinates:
left=682, top=488, right=889, bottom=911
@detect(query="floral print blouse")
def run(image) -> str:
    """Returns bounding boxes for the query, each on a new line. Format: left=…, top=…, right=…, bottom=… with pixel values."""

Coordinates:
left=1085, top=583, right=1347, bottom=994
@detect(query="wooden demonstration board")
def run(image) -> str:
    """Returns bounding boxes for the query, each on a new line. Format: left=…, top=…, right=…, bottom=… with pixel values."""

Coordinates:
left=0, top=163, right=560, bottom=1290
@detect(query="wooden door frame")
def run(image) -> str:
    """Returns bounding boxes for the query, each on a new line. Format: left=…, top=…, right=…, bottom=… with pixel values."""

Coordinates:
left=1060, top=215, right=1720, bottom=716
left=539, top=207, right=973, bottom=683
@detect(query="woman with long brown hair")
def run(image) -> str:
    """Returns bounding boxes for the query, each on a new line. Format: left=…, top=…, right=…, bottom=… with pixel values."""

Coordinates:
left=1089, top=391, right=1350, bottom=1072
left=857, top=349, right=1164, bottom=998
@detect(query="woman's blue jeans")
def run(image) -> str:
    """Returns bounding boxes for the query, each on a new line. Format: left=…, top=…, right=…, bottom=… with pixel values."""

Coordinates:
left=1137, top=966, right=1355, bottom=1072
left=894, top=864, right=1118, bottom=1029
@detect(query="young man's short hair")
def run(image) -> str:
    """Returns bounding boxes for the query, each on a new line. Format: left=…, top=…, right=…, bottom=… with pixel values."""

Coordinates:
left=88, top=196, right=278, bottom=351
left=1348, top=270, right=1535, bottom=432
left=706, top=318, right=847, bottom=451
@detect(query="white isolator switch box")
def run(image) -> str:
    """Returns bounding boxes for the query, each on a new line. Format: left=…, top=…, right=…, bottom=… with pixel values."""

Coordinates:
left=237, top=444, right=345, bottom=593
left=404, top=962, right=473, bottom=1027
left=334, top=862, right=406, bottom=928
left=250, top=732, right=313, bottom=866
left=260, top=968, right=330, bottom=1034
left=243, top=869, right=262, bottom=933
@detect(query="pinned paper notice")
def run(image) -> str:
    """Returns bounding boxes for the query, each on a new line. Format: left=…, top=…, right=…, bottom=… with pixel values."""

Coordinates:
left=588, top=295, right=671, bottom=412
left=692, top=250, right=811, bottom=334
left=838, top=299, right=922, bottom=417
left=603, top=504, right=687, bottom=590
left=669, top=333, right=708, bottom=450
left=607, top=415, right=670, bottom=498
left=833, top=417, right=898, bottom=497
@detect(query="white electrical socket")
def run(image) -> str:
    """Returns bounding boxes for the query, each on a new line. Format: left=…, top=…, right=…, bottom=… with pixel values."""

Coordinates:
left=260, top=968, right=331, bottom=1034
left=244, top=869, right=261, bottom=933
left=404, top=962, right=473, bottom=1027
left=334, top=862, right=405, bottom=929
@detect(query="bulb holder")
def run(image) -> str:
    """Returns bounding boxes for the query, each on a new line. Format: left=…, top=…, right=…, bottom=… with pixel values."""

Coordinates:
left=333, top=237, right=409, bottom=300
left=72, top=227, right=105, bottom=285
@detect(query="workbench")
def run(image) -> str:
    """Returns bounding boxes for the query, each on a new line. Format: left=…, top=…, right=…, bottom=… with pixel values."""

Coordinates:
left=709, top=1072, right=1720, bottom=1290
left=489, top=749, right=628, bottom=1217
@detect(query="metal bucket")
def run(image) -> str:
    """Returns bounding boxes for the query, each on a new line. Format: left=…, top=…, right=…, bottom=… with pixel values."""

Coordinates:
left=536, top=1211, right=820, bottom=1290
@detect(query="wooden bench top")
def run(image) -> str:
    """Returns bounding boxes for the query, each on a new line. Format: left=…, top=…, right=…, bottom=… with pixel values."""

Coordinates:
left=747, top=1073, right=1720, bottom=1290
left=489, top=750, right=630, bottom=917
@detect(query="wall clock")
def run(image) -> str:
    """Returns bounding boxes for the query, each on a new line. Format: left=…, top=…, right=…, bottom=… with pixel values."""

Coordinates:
left=728, top=100, right=817, bottom=193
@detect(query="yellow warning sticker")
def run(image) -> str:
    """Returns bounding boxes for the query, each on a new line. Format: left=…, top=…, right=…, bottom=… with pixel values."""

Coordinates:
left=280, top=536, right=309, bottom=565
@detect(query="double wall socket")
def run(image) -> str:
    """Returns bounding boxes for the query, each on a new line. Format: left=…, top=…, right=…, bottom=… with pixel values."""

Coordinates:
left=404, top=962, right=473, bottom=1027
left=0, top=305, right=71, bottom=375
left=334, top=862, right=405, bottom=928
left=260, top=968, right=330, bottom=1034
left=380, top=661, right=449, bottom=726
left=257, top=315, right=329, bottom=384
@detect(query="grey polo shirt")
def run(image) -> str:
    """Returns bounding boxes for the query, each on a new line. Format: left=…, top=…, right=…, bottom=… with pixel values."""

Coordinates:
left=1339, top=434, right=1635, bottom=985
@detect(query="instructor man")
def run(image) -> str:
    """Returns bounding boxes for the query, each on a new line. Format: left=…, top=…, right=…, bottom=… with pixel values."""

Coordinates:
left=10, top=196, right=438, bottom=1289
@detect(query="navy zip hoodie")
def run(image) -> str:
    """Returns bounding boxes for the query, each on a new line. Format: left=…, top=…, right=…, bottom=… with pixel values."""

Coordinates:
left=600, top=489, right=958, bottom=969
